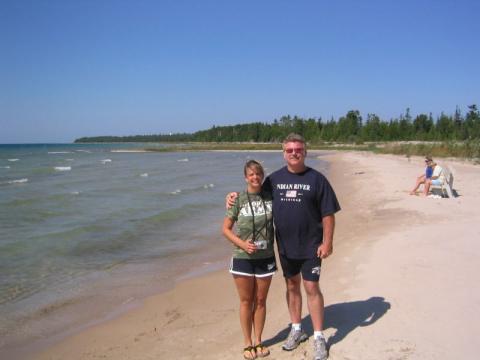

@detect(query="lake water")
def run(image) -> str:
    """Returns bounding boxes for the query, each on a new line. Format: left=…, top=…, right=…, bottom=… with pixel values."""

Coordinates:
left=0, top=143, right=328, bottom=358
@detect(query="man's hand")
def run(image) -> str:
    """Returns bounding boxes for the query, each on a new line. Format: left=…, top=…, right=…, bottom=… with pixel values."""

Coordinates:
left=318, top=214, right=335, bottom=259
left=317, top=242, right=333, bottom=259
left=225, top=192, right=239, bottom=209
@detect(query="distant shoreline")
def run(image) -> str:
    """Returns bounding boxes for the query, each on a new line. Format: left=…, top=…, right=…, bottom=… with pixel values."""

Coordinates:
left=1, top=141, right=478, bottom=161
left=141, top=141, right=480, bottom=162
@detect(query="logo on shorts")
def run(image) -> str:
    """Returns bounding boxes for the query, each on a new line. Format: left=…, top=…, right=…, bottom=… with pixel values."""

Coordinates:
left=311, top=266, right=321, bottom=275
left=267, top=262, right=275, bottom=270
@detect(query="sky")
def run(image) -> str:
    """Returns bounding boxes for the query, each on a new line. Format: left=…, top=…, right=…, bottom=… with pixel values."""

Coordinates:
left=1, top=0, right=479, bottom=143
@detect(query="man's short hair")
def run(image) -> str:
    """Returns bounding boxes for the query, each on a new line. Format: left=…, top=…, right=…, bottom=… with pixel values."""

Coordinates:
left=282, top=133, right=306, bottom=146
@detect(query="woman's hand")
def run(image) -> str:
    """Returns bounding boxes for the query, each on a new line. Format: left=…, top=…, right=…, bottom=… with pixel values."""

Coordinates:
left=223, top=218, right=257, bottom=254
left=243, top=240, right=257, bottom=254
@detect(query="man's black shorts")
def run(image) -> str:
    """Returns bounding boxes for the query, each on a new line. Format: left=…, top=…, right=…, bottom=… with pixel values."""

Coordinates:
left=279, top=254, right=322, bottom=282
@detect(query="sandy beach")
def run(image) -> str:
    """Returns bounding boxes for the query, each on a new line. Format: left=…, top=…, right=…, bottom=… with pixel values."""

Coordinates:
left=28, top=151, right=480, bottom=360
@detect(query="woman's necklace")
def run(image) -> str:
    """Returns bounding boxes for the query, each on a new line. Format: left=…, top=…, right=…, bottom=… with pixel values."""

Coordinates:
left=246, top=190, right=268, bottom=242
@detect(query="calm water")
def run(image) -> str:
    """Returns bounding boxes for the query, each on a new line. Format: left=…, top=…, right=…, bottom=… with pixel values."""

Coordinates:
left=0, top=143, right=328, bottom=357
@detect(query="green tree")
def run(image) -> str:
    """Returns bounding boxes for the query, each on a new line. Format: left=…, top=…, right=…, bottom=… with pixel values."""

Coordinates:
left=435, top=113, right=454, bottom=140
left=304, top=118, right=321, bottom=142
left=398, top=108, right=414, bottom=140
left=362, top=113, right=382, bottom=141
left=320, top=118, right=337, bottom=141
left=293, top=116, right=305, bottom=137
left=386, top=119, right=400, bottom=141
left=336, top=110, right=362, bottom=142
left=465, top=104, right=480, bottom=139
left=413, top=114, right=433, bottom=140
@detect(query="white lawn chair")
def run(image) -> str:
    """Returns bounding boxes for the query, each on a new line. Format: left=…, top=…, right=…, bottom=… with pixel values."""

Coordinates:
left=431, top=166, right=455, bottom=198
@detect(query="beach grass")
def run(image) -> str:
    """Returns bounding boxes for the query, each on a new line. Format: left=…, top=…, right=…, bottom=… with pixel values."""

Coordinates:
left=144, top=140, right=480, bottom=162
left=373, top=140, right=480, bottom=161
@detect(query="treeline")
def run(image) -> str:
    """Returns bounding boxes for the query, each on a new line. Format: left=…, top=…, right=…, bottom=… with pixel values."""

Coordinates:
left=75, top=133, right=193, bottom=143
left=193, top=105, right=480, bottom=143
left=75, top=105, right=480, bottom=144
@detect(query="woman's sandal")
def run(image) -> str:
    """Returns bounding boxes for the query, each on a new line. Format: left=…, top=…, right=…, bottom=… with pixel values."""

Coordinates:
left=243, top=345, right=257, bottom=360
left=255, top=343, right=270, bottom=357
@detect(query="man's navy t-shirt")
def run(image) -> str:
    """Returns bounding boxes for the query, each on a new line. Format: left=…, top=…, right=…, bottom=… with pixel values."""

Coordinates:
left=263, top=166, right=341, bottom=259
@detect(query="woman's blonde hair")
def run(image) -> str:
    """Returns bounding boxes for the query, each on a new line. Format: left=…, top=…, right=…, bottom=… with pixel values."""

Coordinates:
left=244, top=160, right=264, bottom=177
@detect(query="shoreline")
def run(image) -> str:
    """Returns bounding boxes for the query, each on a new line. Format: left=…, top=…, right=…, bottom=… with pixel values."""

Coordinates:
left=1, top=149, right=324, bottom=359
left=16, top=152, right=340, bottom=360
left=1, top=242, right=233, bottom=360
left=19, top=151, right=480, bottom=359
left=2, top=151, right=331, bottom=360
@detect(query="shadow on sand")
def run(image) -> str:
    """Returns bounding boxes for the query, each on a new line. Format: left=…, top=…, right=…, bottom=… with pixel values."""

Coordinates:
left=265, top=296, right=391, bottom=349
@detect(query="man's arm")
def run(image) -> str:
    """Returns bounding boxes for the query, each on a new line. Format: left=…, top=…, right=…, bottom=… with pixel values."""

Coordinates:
left=225, top=192, right=239, bottom=209
left=226, top=175, right=271, bottom=209
left=317, top=214, right=335, bottom=259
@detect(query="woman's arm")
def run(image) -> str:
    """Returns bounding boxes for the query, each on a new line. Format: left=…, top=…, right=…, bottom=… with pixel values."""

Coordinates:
left=222, top=217, right=256, bottom=254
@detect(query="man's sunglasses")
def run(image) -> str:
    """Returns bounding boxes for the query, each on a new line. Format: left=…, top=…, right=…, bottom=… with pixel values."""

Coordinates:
left=284, top=148, right=305, bottom=154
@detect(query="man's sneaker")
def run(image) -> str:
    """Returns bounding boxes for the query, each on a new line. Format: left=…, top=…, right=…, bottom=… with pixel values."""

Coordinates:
left=282, top=328, right=308, bottom=351
left=312, top=336, right=328, bottom=360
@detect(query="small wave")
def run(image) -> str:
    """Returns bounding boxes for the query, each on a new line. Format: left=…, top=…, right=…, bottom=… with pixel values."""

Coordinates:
left=71, top=191, right=80, bottom=195
left=6, top=178, right=29, bottom=184
left=167, top=183, right=214, bottom=195
left=30, top=297, right=82, bottom=318
left=100, top=159, right=112, bottom=164
left=1, top=166, right=11, bottom=169
left=140, top=173, right=149, bottom=177
left=54, top=166, right=72, bottom=171
left=7, top=159, right=19, bottom=162
left=177, top=158, right=189, bottom=162
left=48, top=151, right=72, bottom=154
left=111, top=149, right=150, bottom=153
left=104, top=260, right=126, bottom=271
left=75, top=150, right=91, bottom=153
left=66, top=159, right=75, bottom=161
left=122, top=297, right=135, bottom=305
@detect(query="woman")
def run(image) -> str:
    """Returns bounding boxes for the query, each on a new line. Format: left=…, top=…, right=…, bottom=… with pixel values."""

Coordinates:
left=223, top=160, right=276, bottom=359
left=410, top=157, right=434, bottom=195
left=422, top=161, right=445, bottom=196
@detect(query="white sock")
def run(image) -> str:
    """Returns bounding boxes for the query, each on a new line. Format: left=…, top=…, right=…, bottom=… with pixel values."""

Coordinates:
left=292, top=323, right=301, bottom=331
left=314, top=331, right=325, bottom=340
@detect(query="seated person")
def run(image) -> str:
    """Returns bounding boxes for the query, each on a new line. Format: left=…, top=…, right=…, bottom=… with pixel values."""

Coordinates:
left=422, top=162, right=444, bottom=196
left=410, top=157, right=434, bottom=195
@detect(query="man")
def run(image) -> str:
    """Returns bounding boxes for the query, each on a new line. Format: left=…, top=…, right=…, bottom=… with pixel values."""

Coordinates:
left=227, top=133, right=340, bottom=360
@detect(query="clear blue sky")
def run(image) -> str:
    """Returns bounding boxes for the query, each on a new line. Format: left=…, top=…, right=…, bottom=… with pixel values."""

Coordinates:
left=1, top=0, right=479, bottom=143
